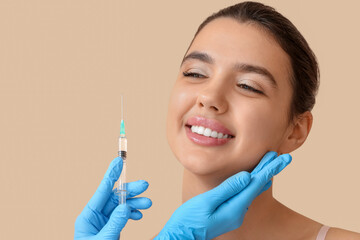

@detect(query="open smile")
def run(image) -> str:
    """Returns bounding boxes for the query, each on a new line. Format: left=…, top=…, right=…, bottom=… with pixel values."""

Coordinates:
left=185, top=116, right=235, bottom=146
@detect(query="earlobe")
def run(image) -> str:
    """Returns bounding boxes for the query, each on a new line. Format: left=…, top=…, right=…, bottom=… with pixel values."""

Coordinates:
left=278, top=111, right=313, bottom=153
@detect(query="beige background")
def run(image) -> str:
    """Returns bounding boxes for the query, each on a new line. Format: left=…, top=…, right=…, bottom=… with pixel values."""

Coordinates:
left=0, top=0, right=359, bottom=239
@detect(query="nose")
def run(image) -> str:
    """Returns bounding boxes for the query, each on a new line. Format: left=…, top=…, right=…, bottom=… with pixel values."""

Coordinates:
left=196, top=84, right=228, bottom=114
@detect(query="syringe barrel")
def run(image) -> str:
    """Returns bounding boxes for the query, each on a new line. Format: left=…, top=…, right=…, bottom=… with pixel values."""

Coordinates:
left=118, top=136, right=127, bottom=153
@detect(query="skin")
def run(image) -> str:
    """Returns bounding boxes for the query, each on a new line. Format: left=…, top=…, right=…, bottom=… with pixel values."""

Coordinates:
left=165, top=17, right=360, bottom=240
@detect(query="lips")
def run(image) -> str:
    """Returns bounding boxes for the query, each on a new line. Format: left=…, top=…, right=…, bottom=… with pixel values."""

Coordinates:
left=184, top=116, right=235, bottom=146
left=185, top=116, right=235, bottom=137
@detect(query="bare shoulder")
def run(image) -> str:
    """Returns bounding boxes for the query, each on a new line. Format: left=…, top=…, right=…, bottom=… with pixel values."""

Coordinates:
left=326, top=227, right=360, bottom=240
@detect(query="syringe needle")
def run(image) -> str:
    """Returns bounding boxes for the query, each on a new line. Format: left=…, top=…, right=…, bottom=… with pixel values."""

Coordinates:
left=121, top=95, right=124, bottom=122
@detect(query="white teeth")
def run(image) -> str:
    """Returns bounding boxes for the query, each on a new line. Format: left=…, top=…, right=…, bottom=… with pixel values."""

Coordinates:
left=204, top=128, right=211, bottom=137
left=197, top=126, right=205, bottom=135
left=210, top=131, right=218, bottom=138
left=191, top=125, right=196, bottom=132
left=189, top=125, right=232, bottom=139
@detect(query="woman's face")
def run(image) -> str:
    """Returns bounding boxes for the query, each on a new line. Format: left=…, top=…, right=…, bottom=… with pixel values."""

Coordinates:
left=166, top=17, right=294, bottom=177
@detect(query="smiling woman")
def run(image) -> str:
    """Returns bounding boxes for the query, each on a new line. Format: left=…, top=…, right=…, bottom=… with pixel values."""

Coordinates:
left=164, top=1, right=360, bottom=240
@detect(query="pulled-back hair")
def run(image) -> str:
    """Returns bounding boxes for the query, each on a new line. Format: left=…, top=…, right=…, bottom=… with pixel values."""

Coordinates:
left=189, top=1, right=319, bottom=120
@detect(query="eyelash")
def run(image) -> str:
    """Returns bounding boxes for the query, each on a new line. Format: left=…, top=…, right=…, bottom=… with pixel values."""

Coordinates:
left=182, top=71, right=205, bottom=78
left=236, top=83, right=264, bottom=94
left=183, top=71, right=264, bottom=95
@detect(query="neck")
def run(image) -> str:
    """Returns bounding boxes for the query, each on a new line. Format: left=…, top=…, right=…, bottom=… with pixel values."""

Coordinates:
left=182, top=169, right=280, bottom=240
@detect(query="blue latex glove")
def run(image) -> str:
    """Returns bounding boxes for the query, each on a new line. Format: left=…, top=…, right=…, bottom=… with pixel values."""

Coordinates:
left=74, top=157, right=152, bottom=240
left=155, top=152, right=292, bottom=240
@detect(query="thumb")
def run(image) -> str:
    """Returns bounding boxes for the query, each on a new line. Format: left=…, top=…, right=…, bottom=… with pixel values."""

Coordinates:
left=204, top=171, right=251, bottom=211
left=98, top=204, right=130, bottom=239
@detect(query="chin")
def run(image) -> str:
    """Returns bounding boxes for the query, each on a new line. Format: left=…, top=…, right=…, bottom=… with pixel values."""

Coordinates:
left=176, top=151, right=244, bottom=178
left=179, top=156, right=221, bottom=176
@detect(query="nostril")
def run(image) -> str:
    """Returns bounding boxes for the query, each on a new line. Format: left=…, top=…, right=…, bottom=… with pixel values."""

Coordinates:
left=199, top=102, right=219, bottom=111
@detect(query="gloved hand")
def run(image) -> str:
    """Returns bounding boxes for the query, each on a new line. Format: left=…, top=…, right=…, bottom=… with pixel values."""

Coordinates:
left=155, top=151, right=292, bottom=240
left=74, top=157, right=152, bottom=240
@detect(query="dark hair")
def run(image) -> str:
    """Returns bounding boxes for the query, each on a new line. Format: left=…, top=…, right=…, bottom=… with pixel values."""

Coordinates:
left=188, top=1, right=319, bottom=120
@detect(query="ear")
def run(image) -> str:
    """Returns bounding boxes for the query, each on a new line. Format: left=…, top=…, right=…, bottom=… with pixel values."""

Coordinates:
left=278, top=111, right=313, bottom=153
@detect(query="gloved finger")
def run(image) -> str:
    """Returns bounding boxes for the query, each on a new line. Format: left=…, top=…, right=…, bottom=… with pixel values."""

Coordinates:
left=126, top=180, right=150, bottom=198
left=127, top=197, right=152, bottom=210
left=256, top=179, right=272, bottom=197
left=245, top=154, right=291, bottom=203
left=254, top=154, right=292, bottom=184
left=250, top=151, right=277, bottom=177
left=240, top=154, right=291, bottom=205
left=216, top=154, right=291, bottom=219
left=97, top=204, right=130, bottom=239
left=129, top=209, right=143, bottom=220
left=87, top=157, right=123, bottom=212
left=103, top=196, right=152, bottom=218
left=102, top=181, right=150, bottom=217
left=204, top=171, right=251, bottom=211
left=102, top=191, right=120, bottom=217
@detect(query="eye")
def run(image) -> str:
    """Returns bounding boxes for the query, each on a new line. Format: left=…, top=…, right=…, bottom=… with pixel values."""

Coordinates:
left=237, top=83, right=264, bottom=94
left=182, top=71, right=206, bottom=78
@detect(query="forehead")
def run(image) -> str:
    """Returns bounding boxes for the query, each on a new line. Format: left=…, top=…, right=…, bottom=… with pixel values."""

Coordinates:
left=187, top=17, right=292, bottom=87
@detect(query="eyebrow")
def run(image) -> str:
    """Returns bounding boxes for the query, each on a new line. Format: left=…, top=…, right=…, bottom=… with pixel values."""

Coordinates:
left=181, top=51, right=277, bottom=88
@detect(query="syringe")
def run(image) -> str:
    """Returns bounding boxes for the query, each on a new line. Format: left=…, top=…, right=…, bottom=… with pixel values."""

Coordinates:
left=117, top=95, right=127, bottom=204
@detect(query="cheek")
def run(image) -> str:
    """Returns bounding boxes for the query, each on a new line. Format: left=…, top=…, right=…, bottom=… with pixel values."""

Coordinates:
left=166, top=81, right=196, bottom=152
left=246, top=108, right=284, bottom=142
left=227, top=101, right=288, bottom=171
left=243, top=102, right=287, bottom=145
left=167, top=81, right=195, bottom=126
